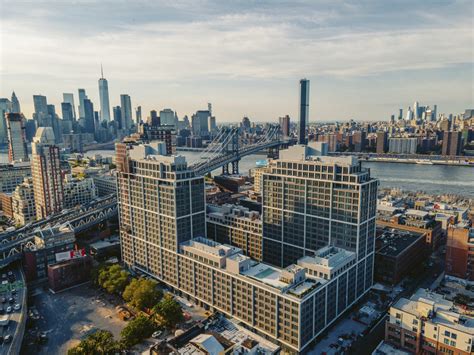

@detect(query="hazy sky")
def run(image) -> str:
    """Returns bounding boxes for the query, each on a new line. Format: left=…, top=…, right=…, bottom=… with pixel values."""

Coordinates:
left=0, top=0, right=473, bottom=122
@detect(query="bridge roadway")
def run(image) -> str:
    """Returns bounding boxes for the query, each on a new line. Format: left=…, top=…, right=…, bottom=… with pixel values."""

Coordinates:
left=191, top=139, right=286, bottom=176
left=0, top=194, right=118, bottom=267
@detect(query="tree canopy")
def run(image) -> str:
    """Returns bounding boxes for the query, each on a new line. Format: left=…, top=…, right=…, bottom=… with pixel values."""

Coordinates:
left=96, top=264, right=130, bottom=295
left=152, top=293, right=183, bottom=328
left=120, top=315, right=155, bottom=348
left=67, top=330, right=121, bottom=355
left=122, top=278, right=162, bottom=311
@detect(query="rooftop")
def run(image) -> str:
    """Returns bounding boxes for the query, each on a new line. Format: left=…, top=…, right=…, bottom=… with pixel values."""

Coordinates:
left=393, top=288, right=474, bottom=334
left=376, top=229, right=424, bottom=257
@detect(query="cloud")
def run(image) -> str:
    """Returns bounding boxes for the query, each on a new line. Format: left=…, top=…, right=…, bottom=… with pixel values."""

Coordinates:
left=0, top=0, right=472, bottom=120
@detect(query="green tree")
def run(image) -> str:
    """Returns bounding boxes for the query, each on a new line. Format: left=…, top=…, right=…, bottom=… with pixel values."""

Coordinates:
left=98, top=264, right=130, bottom=295
left=68, top=330, right=121, bottom=355
left=153, top=294, right=183, bottom=328
left=123, top=278, right=162, bottom=311
left=120, top=315, right=155, bottom=348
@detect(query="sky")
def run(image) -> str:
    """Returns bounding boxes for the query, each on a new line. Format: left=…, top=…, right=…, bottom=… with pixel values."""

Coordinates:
left=0, top=0, right=473, bottom=122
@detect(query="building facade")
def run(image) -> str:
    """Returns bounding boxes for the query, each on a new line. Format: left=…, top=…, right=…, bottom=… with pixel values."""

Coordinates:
left=6, top=113, right=29, bottom=162
left=207, top=204, right=263, bottom=261
left=261, top=143, right=378, bottom=268
left=31, top=127, right=64, bottom=219
left=386, top=289, right=474, bottom=354
left=445, top=227, right=474, bottom=281
left=0, top=162, right=31, bottom=193
left=63, top=175, right=98, bottom=209
left=12, top=177, right=36, bottom=226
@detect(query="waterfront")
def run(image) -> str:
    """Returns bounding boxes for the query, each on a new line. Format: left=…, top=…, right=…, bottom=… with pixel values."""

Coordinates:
left=1, top=150, right=473, bottom=197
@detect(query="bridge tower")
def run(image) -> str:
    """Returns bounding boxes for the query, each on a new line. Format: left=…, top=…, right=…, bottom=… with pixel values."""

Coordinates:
left=268, top=146, right=279, bottom=159
left=231, top=129, right=240, bottom=174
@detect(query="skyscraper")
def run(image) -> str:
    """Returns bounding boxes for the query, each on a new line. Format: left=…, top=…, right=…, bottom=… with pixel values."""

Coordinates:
left=98, top=67, right=111, bottom=122
left=279, top=115, right=290, bottom=138
left=63, top=93, right=76, bottom=121
left=11, top=92, right=20, bottom=113
left=31, top=127, right=64, bottom=219
left=192, top=110, right=210, bottom=137
left=113, top=106, right=122, bottom=130
left=0, top=98, right=12, bottom=144
left=78, top=89, right=87, bottom=119
left=61, top=102, right=74, bottom=133
left=120, top=94, right=132, bottom=131
left=159, top=108, right=175, bottom=126
left=82, top=99, right=95, bottom=133
left=299, top=79, right=309, bottom=144
left=135, top=106, right=142, bottom=125
left=413, top=101, right=419, bottom=120
left=6, top=113, right=28, bottom=162
left=149, top=110, right=159, bottom=126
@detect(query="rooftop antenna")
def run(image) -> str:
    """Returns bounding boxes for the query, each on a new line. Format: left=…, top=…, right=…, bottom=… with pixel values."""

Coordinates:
left=101, top=63, right=104, bottom=79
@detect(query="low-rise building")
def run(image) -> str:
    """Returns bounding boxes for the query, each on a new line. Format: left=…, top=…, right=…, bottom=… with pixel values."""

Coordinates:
left=48, top=255, right=93, bottom=292
left=386, top=288, right=474, bottom=354
left=375, top=228, right=426, bottom=285
left=377, top=208, right=443, bottom=251
left=445, top=227, right=474, bottom=281
left=23, top=224, right=76, bottom=281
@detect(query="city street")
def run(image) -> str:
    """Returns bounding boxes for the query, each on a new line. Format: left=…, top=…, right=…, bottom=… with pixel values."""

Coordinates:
left=0, top=266, right=26, bottom=355
left=22, top=285, right=126, bottom=354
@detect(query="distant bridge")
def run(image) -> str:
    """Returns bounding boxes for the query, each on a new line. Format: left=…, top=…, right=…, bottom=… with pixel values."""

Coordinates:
left=0, top=194, right=118, bottom=267
left=188, top=126, right=288, bottom=175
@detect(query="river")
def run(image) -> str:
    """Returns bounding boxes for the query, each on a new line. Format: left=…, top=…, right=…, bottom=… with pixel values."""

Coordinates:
left=1, top=150, right=473, bottom=197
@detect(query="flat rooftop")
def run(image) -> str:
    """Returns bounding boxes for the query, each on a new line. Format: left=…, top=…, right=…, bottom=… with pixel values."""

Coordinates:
left=376, top=229, right=424, bottom=257
left=393, top=288, right=474, bottom=334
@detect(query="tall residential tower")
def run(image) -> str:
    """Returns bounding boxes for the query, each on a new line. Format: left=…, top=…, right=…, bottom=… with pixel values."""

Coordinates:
left=299, top=79, right=310, bottom=144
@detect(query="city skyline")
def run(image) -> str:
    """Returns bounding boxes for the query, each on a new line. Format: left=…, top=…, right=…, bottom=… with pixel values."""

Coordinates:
left=1, top=0, right=472, bottom=122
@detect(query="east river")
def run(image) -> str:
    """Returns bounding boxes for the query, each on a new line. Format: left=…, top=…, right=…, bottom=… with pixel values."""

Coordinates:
left=1, top=150, right=473, bottom=197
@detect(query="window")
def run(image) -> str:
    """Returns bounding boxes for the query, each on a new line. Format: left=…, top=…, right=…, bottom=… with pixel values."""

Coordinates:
left=444, top=339, right=449, bottom=345
left=395, top=313, right=401, bottom=319
left=413, top=319, right=418, bottom=325
left=444, top=330, right=451, bottom=337
left=450, top=340, right=456, bottom=347
left=451, top=333, right=457, bottom=340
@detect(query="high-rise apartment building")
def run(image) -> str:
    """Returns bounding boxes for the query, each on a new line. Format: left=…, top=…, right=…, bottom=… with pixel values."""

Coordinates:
left=261, top=143, right=377, bottom=267
left=279, top=115, right=290, bottom=138
left=98, top=69, right=111, bottom=122
left=61, top=102, right=74, bottom=134
left=82, top=98, right=95, bottom=134
left=117, top=141, right=378, bottom=352
left=441, top=131, right=462, bottom=156
left=120, top=94, right=132, bottom=131
left=192, top=110, right=210, bottom=137
left=149, top=110, right=160, bottom=126
left=135, top=106, right=142, bottom=125
left=6, top=113, right=29, bottom=162
left=31, top=127, right=64, bottom=219
left=63, top=174, right=97, bottom=209
left=63, top=93, right=76, bottom=121
left=113, top=106, right=122, bottom=130
left=33, top=95, right=51, bottom=127
left=299, top=79, right=309, bottom=144
left=388, top=137, right=417, bottom=154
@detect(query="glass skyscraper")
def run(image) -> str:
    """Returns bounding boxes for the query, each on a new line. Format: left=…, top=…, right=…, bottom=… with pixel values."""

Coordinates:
left=98, top=69, right=111, bottom=122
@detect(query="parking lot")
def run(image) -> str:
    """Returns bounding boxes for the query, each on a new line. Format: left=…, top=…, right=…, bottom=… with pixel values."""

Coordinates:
left=0, top=266, right=26, bottom=355
left=22, top=285, right=126, bottom=354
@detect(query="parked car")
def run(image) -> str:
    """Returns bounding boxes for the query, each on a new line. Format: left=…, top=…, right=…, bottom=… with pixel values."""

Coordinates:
left=6, top=306, right=12, bottom=313
left=13, top=304, right=20, bottom=311
left=152, top=330, right=162, bottom=339
left=4, top=334, right=12, bottom=343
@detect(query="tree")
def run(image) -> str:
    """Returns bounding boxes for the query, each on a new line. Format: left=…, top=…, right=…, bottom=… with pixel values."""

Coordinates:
left=123, top=278, right=162, bottom=311
left=97, top=264, right=130, bottom=295
left=120, top=315, right=155, bottom=348
left=153, top=294, right=183, bottom=328
left=68, top=330, right=121, bottom=355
